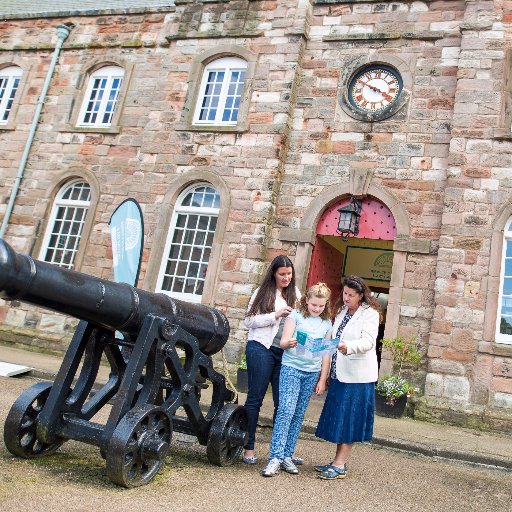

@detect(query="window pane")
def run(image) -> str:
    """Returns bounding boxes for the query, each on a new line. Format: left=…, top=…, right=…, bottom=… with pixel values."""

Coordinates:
left=504, top=278, right=512, bottom=296
left=192, top=247, right=202, bottom=261
left=507, top=240, right=512, bottom=258
left=505, top=258, right=512, bottom=276
left=172, top=228, right=184, bottom=244
left=180, top=245, right=191, bottom=261
left=169, top=244, right=180, bottom=259
left=500, top=315, right=512, bottom=335
left=501, top=297, right=512, bottom=315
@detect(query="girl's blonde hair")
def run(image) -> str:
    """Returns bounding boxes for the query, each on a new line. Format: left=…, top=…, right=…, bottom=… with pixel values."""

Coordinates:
left=298, top=282, right=332, bottom=320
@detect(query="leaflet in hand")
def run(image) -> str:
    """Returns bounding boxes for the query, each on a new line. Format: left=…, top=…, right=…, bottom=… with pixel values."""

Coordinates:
left=295, top=331, right=339, bottom=359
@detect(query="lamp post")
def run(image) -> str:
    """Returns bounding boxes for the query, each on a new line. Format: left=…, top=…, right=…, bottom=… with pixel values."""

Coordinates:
left=337, top=196, right=362, bottom=239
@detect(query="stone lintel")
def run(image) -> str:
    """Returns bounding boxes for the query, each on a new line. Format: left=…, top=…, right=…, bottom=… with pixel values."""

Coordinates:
left=323, top=32, right=445, bottom=43
left=492, top=128, right=512, bottom=140
left=279, top=228, right=315, bottom=245
left=393, top=235, right=431, bottom=254
left=166, top=31, right=263, bottom=41
left=479, top=342, right=512, bottom=357
left=402, top=31, right=445, bottom=40
left=323, top=32, right=401, bottom=42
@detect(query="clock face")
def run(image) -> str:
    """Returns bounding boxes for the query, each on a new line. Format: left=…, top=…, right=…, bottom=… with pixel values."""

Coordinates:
left=348, top=65, right=402, bottom=114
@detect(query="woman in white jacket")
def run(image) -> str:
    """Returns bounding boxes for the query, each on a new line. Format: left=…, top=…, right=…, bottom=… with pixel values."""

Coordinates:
left=315, top=275, right=381, bottom=480
left=242, top=255, right=301, bottom=464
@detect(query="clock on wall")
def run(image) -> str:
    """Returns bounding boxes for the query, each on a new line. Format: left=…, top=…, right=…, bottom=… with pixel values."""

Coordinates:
left=347, top=64, right=403, bottom=120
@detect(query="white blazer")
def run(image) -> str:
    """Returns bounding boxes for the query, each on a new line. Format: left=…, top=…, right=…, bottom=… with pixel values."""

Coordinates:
left=244, top=286, right=301, bottom=349
left=332, top=303, right=380, bottom=383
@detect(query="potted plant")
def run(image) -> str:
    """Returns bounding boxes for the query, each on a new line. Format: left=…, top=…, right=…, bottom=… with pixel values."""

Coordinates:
left=375, top=335, right=422, bottom=418
left=236, top=352, right=248, bottom=393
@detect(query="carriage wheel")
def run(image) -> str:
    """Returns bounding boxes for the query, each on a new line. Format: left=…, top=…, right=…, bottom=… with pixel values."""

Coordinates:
left=206, top=404, right=248, bottom=466
left=4, top=382, right=64, bottom=458
left=106, top=405, right=172, bottom=488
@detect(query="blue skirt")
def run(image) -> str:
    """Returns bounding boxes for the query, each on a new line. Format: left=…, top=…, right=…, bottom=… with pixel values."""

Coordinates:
left=315, top=379, right=375, bottom=444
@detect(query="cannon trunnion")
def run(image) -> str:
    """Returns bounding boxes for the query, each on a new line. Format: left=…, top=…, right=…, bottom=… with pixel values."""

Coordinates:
left=1, top=240, right=247, bottom=487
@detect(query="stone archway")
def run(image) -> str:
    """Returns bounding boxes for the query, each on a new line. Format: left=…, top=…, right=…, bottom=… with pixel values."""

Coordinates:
left=280, top=179, right=418, bottom=348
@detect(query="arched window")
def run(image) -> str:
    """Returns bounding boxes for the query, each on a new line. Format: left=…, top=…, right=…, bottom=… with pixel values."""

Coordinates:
left=156, top=184, right=221, bottom=302
left=193, top=57, right=247, bottom=126
left=0, top=66, right=23, bottom=124
left=497, top=217, right=512, bottom=344
left=39, top=180, right=91, bottom=269
left=77, top=65, right=125, bottom=127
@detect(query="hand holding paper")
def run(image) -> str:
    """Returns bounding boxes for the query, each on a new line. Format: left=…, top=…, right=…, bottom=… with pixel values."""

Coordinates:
left=296, top=331, right=339, bottom=359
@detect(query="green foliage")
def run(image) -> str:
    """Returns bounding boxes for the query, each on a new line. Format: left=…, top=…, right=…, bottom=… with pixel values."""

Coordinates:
left=376, top=335, right=422, bottom=404
left=238, top=352, right=247, bottom=370
left=381, top=335, right=422, bottom=374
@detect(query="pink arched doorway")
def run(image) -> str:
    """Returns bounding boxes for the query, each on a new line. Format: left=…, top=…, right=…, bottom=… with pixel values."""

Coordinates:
left=306, top=196, right=397, bottom=308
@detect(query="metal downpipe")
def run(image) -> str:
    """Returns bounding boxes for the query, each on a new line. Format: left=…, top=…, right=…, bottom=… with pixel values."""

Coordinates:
left=0, top=24, right=73, bottom=238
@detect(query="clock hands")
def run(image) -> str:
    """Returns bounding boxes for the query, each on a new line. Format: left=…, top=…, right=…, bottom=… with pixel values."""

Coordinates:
left=363, top=82, right=394, bottom=102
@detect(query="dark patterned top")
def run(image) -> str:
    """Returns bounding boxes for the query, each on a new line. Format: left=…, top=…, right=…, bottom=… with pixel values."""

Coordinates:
left=330, top=312, right=352, bottom=379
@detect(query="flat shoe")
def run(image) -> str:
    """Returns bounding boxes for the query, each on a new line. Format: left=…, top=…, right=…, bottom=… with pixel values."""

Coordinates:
left=242, top=455, right=257, bottom=464
left=291, top=456, right=304, bottom=466
left=318, top=464, right=347, bottom=480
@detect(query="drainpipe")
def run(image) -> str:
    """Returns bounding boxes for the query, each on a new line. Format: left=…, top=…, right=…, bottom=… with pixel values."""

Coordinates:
left=0, top=23, right=73, bottom=238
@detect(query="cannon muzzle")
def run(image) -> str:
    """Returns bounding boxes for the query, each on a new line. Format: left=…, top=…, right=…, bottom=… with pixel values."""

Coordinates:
left=0, top=239, right=229, bottom=355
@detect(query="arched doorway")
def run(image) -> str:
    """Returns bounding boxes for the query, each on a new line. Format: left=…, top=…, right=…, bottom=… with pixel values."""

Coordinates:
left=306, top=195, right=397, bottom=367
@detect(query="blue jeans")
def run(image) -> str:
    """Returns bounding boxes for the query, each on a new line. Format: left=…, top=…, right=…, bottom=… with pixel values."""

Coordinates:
left=243, top=340, right=283, bottom=450
left=269, top=365, right=319, bottom=461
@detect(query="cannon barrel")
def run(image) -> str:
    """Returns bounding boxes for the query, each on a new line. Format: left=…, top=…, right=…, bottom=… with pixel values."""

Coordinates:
left=0, top=239, right=229, bottom=355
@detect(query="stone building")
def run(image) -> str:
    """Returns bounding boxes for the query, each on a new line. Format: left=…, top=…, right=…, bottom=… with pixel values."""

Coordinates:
left=0, top=0, right=511, bottom=431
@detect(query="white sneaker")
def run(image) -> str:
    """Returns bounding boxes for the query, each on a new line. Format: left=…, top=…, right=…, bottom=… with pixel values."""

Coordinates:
left=281, top=457, right=299, bottom=474
left=262, top=458, right=281, bottom=477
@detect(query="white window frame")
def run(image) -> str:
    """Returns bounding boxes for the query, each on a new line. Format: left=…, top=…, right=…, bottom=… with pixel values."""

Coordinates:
left=156, top=184, right=220, bottom=303
left=77, top=66, right=124, bottom=128
left=496, top=217, right=512, bottom=344
left=39, top=180, right=91, bottom=270
left=193, top=57, right=247, bottom=126
left=0, top=66, right=23, bottom=124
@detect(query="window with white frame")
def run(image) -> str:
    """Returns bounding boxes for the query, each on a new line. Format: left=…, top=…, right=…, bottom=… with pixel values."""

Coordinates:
left=0, top=66, right=22, bottom=124
left=77, top=66, right=124, bottom=127
left=497, top=217, right=512, bottom=344
left=40, top=180, right=91, bottom=269
left=157, top=184, right=220, bottom=302
left=193, top=57, right=247, bottom=126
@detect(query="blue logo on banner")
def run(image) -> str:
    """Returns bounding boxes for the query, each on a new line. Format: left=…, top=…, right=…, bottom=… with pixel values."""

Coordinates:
left=109, top=199, right=144, bottom=287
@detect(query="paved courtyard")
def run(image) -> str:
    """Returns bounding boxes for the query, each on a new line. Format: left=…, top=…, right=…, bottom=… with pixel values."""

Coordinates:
left=0, top=376, right=511, bottom=512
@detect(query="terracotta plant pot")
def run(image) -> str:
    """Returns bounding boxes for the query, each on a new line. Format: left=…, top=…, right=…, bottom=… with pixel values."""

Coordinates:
left=375, top=391, right=407, bottom=418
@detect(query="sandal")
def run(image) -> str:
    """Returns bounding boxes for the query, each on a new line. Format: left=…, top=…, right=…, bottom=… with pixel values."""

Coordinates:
left=314, top=462, right=333, bottom=472
left=318, top=464, right=347, bottom=480
left=291, top=456, right=304, bottom=466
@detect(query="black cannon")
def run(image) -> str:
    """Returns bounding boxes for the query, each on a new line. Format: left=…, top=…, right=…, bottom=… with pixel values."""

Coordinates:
left=0, top=239, right=247, bottom=487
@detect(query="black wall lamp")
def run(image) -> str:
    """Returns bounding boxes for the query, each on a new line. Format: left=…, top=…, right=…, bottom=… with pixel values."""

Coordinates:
left=337, top=196, right=363, bottom=240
